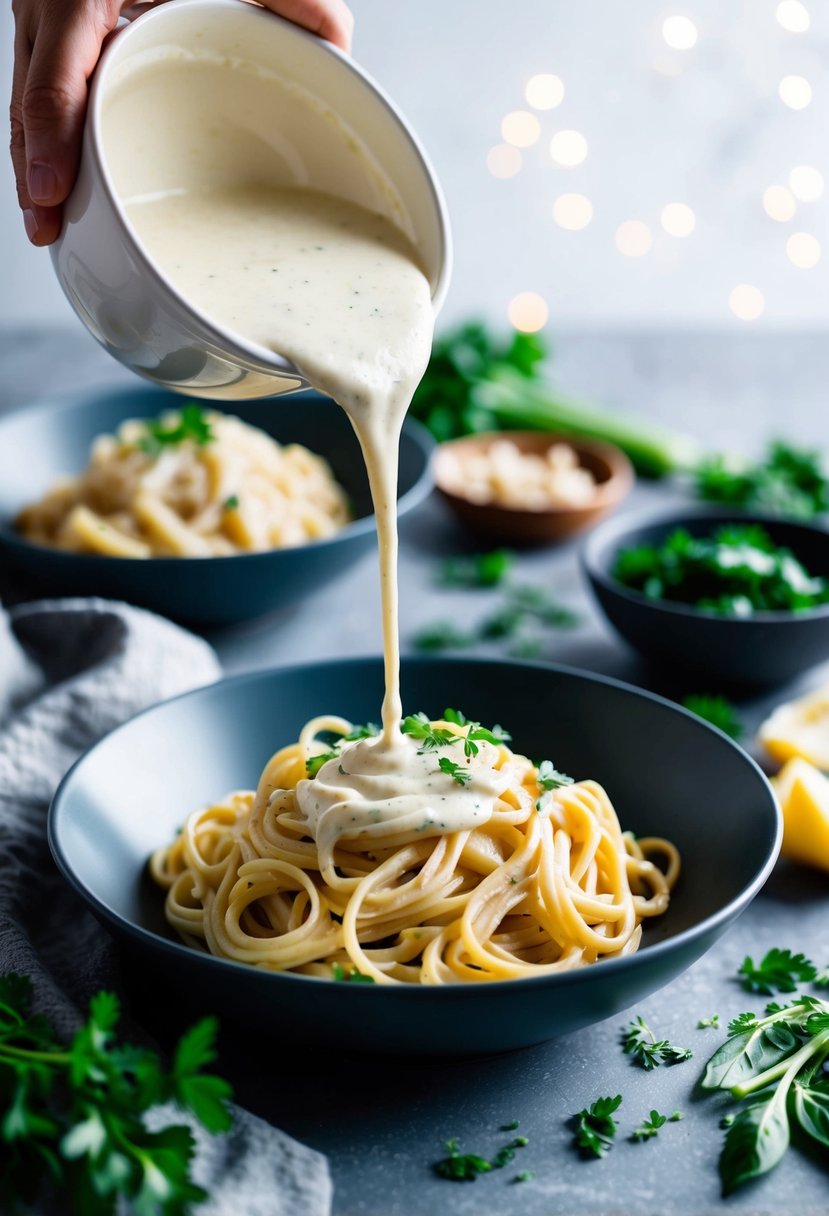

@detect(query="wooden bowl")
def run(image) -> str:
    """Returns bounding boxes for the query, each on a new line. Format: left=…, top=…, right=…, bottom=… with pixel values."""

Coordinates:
left=433, top=430, right=634, bottom=545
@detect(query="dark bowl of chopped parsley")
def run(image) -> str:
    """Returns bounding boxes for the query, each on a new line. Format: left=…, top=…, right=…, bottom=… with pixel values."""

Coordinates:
left=582, top=508, right=829, bottom=686
left=0, top=383, right=433, bottom=625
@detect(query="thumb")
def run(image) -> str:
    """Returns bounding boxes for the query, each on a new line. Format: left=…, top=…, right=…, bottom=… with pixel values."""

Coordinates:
left=22, top=4, right=116, bottom=210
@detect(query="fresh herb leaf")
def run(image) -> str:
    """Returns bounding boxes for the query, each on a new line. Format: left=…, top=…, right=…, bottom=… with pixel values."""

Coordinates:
left=739, top=948, right=817, bottom=994
left=440, top=550, right=514, bottom=588
left=400, top=713, right=455, bottom=753
left=343, top=723, right=380, bottom=741
left=682, top=695, right=743, bottom=740
left=572, top=1095, right=621, bottom=1158
left=696, top=441, right=829, bottom=519
left=138, top=404, right=215, bottom=454
left=792, top=1078, right=829, bottom=1150
left=622, top=1016, right=693, bottom=1070
left=630, top=1110, right=668, bottom=1142
left=433, top=1139, right=493, bottom=1182
left=438, top=757, right=472, bottom=786
left=536, top=760, right=574, bottom=790
left=719, top=1095, right=790, bottom=1196
left=813, top=967, right=829, bottom=989
left=306, top=750, right=339, bottom=777
left=698, top=1014, right=721, bottom=1029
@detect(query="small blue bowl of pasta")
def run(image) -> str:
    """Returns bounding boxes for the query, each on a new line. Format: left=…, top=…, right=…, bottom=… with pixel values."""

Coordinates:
left=49, top=655, right=781, bottom=1056
left=0, top=385, right=433, bottom=626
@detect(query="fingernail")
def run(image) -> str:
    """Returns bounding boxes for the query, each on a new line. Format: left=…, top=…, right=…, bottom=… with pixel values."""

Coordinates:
left=23, top=209, right=38, bottom=242
left=28, top=161, right=57, bottom=203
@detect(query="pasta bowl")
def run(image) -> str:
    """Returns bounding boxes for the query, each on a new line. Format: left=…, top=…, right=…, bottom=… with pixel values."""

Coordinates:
left=49, top=656, right=781, bottom=1055
left=0, top=384, right=433, bottom=625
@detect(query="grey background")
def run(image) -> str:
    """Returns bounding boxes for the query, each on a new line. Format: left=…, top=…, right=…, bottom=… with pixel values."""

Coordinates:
left=3, top=328, right=829, bottom=1215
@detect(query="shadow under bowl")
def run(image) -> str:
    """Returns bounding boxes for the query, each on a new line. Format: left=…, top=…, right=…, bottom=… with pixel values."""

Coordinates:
left=433, top=430, right=633, bottom=545
left=582, top=507, right=829, bottom=688
left=0, top=385, right=433, bottom=626
left=49, top=655, right=780, bottom=1056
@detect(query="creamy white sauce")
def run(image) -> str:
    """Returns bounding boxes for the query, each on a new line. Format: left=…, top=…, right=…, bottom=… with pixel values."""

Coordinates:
left=127, top=183, right=501, bottom=844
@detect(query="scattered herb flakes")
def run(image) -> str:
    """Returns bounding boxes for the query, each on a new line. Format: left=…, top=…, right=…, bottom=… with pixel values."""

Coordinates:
left=138, top=403, right=215, bottom=454
left=682, top=695, right=743, bottom=740
left=440, top=549, right=514, bottom=588
left=331, top=963, right=375, bottom=984
left=306, top=750, right=338, bottom=777
left=500, top=1120, right=520, bottom=1132
left=513, top=1170, right=535, bottom=1183
left=696, top=441, right=829, bottom=519
left=413, top=622, right=476, bottom=652
left=401, top=713, right=455, bottom=753
left=738, top=948, right=817, bottom=995
left=536, top=759, right=574, bottom=790
left=630, top=1110, right=669, bottom=1142
left=433, top=1140, right=493, bottom=1182
left=622, top=1016, right=693, bottom=1070
left=572, top=1095, right=622, bottom=1158
left=222, top=494, right=239, bottom=511
left=0, top=973, right=231, bottom=1215
left=613, top=523, right=829, bottom=616
left=414, top=579, right=580, bottom=657
left=438, top=757, right=471, bottom=786
left=698, top=1014, right=721, bottom=1029
left=305, top=723, right=379, bottom=776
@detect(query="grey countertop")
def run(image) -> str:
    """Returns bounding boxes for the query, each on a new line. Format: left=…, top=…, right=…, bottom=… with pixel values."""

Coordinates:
left=3, top=325, right=829, bottom=1216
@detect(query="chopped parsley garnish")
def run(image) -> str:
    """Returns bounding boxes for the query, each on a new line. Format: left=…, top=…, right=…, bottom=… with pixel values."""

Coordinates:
left=414, top=582, right=580, bottom=656
left=305, top=722, right=379, bottom=777
left=138, top=403, right=215, bottom=454
left=513, top=1170, right=534, bottom=1183
left=440, top=549, right=514, bottom=588
left=682, top=694, right=743, bottom=740
left=331, top=963, right=375, bottom=984
left=622, top=1016, right=693, bottom=1069
left=433, top=1140, right=492, bottom=1182
left=222, top=495, right=240, bottom=511
left=412, top=623, right=476, bottom=652
left=401, top=710, right=511, bottom=758
left=738, top=947, right=817, bottom=994
left=500, top=1120, right=520, bottom=1132
left=572, top=1095, right=621, bottom=1158
left=536, top=759, right=574, bottom=790
left=438, top=757, right=472, bottom=786
left=698, top=1014, right=721, bottom=1029
left=306, top=750, right=338, bottom=777
left=0, top=973, right=231, bottom=1215
left=401, top=713, right=455, bottom=752
left=630, top=1110, right=668, bottom=1141
left=613, top=524, right=829, bottom=616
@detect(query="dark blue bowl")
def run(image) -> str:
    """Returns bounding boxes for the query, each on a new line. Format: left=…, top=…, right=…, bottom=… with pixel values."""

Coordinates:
left=582, top=507, right=829, bottom=687
left=49, top=656, right=780, bottom=1056
left=0, top=386, right=433, bottom=625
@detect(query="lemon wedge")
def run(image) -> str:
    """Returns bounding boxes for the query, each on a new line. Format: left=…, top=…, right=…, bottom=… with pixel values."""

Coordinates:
left=758, top=685, right=829, bottom=769
left=772, top=758, right=829, bottom=870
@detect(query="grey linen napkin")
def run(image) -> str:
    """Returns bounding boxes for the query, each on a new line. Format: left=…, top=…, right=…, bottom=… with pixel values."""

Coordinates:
left=0, top=597, right=333, bottom=1216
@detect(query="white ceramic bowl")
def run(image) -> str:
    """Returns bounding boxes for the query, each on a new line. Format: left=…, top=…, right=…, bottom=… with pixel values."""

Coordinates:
left=51, top=0, right=451, bottom=401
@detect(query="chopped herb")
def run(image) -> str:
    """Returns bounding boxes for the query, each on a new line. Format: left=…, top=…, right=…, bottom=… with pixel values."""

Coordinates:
left=814, top=967, right=829, bottom=989
left=631, top=1110, right=668, bottom=1141
left=0, top=973, right=231, bottom=1215
left=491, top=1144, right=515, bottom=1169
left=614, top=524, right=829, bottom=616
left=738, top=948, right=817, bottom=995
left=433, top=1140, right=493, bottom=1182
left=438, top=757, right=472, bottom=786
left=682, top=695, right=743, bottom=740
left=720, top=1113, right=736, bottom=1129
left=572, top=1095, right=622, bottom=1158
left=412, top=623, right=476, bottom=652
left=696, top=440, right=829, bottom=519
left=222, top=494, right=240, bottom=511
left=138, top=403, right=215, bottom=454
left=536, top=759, right=574, bottom=790
left=331, top=963, right=375, bottom=984
left=306, top=750, right=338, bottom=777
left=401, top=712, right=455, bottom=753
left=701, top=991, right=829, bottom=1195
left=698, top=1014, right=721, bottom=1029
left=513, top=1170, right=535, bottom=1183
left=343, top=722, right=380, bottom=741
left=670, top=1111, right=684, bottom=1121
left=414, top=582, right=580, bottom=657
left=622, top=1016, right=693, bottom=1069
left=500, top=1120, right=520, bottom=1132
left=440, top=550, right=514, bottom=588
left=305, top=723, right=379, bottom=777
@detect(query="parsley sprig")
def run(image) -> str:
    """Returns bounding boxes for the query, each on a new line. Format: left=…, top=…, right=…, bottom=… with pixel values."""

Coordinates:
left=622, top=1016, right=693, bottom=1070
left=438, top=757, right=471, bottom=786
left=401, top=708, right=511, bottom=758
left=305, top=722, right=379, bottom=777
left=572, top=1095, right=621, bottom=1158
left=738, top=948, right=817, bottom=995
left=0, top=974, right=231, bottom=1215
left=137, top=404, right=215, bottom=455
left=434, top=1131, right=529, bottom=1183
left=536, top=759, right=574, bottom=790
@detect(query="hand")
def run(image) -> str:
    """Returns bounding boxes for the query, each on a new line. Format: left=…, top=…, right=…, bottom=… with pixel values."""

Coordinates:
left=9, top=0, right=354, bottom=247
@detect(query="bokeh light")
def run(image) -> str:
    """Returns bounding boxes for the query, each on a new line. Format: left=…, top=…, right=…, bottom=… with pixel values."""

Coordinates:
left=508, top=292, right=549, bottom=332
left=778, top=75, right=812, bottom=109
left=501, top=111, right=541, bottom=148
left=662, top=15, right=698, bottom=49
left=762, top=185, right=796, bottom=222
left=486, top=144, right=523, bottom=179
left=729, top=285, right=765, bottom=321
left=660, top=203, right=696, bottom=237
left=552, top=193, right=594, bottom=230
left=615, top=221, right=653, bottom=257
left=789, top=165, right=824, bottom=202
left=525, top=74, right=565, bottom=111
left=776, top=1, right=810, bottom=32
left=549, top=130, right=589, bottom=166
left=786, top=232, right=821, bottom=269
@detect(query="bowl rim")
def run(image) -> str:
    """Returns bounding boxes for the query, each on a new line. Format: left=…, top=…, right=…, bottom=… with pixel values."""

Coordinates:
left=48, top=653, right=782, bottom=997
left=0, top=384, right=435, bottom=567
left=433, top=429, right=634, bottom=517
left=582, top=503, right=829, bottom=625
left=84, top=0, right=452, bottom=376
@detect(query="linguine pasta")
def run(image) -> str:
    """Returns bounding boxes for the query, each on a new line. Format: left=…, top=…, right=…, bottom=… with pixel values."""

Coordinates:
left=150, top=714, right=679, bottom=985
left=15, top=408, right=350, bottom=558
